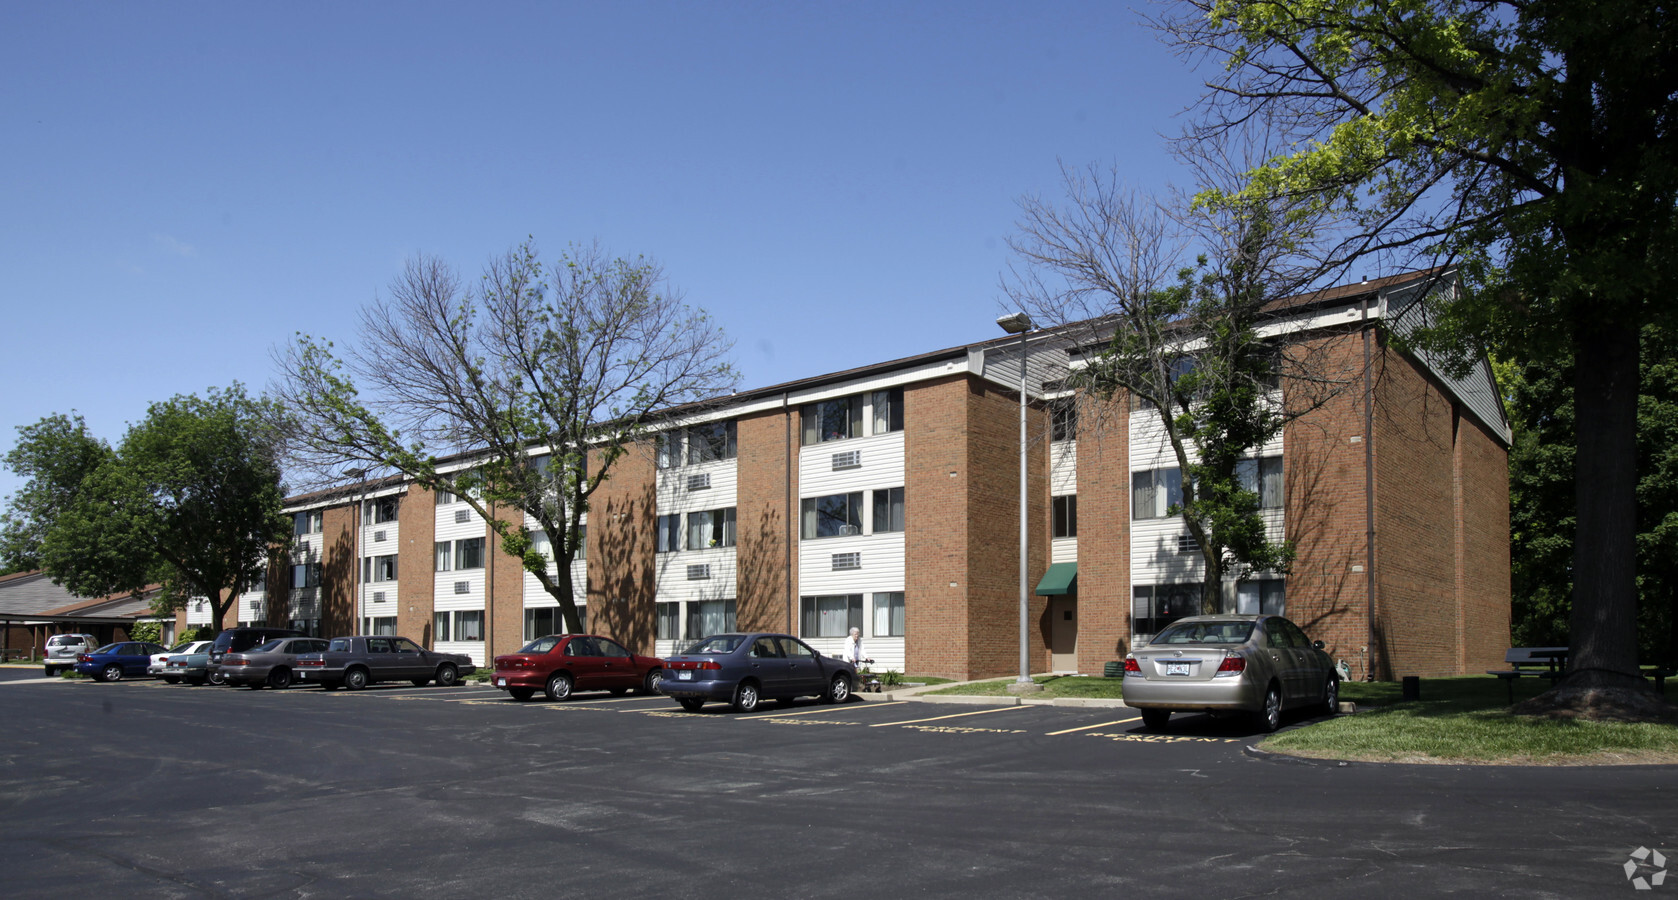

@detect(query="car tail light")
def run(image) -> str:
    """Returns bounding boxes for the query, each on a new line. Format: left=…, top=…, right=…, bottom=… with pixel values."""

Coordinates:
left=697, top=660, right=722, bottom=671
left=1215, top=653, right=1246, bottom=676
left=77, top=653, right=89, bottom=663
left=1123, top=657, right=1141, bottom=675
left=226, top=659, right=249, bottom=666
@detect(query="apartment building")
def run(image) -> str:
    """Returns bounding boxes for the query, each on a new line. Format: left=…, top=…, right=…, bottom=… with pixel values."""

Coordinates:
left=191, top=270, right=1510, bottom=681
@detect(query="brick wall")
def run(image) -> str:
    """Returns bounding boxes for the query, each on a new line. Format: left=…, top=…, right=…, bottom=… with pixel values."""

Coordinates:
left=1282, top=330, right=1376, bottom=679
left=586, top=443, right=657, bottom=654
left=397, top=484, right=436, bottom=646
left=906, top=375, right=974, bottom=679
left=1456, top=411, right=1512, bottom=671
left=1074, top=393, right=1131, bottom=671
left=320, top=503, right=357, bottom=637
left=736, top=406, right=795, bottom=633
left=488, top=502, right=525, bottom=660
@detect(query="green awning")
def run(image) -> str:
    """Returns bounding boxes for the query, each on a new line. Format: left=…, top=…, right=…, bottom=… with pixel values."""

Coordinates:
left=1035, top=562, right=1078, bottom=596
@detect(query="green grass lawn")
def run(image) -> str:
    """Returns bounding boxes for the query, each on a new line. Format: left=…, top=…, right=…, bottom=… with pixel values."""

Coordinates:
left=923, top=674, right=1124, bottom=699
left=1265, top=675, right=1678, bottom=765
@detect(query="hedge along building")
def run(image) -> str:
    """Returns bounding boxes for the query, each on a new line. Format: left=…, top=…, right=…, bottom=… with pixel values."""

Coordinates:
left=186, top=270, right=1510, bottom=681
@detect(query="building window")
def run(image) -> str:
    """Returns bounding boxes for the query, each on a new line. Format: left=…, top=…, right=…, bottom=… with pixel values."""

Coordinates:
left=455, top=610, right=485, bottom=642
left=1053, top=495, right=1078, bottom=538
left=871, top=387, right=904, bottom=435
left=434, top=541, right=452, bottom=572
left=1132, top=583, right=1204, bottom=641
left=455, top=537, right=485, bottom=571
left=369, top=616, right=397, bottom=637
left=656, top=602, right=680, bottom=641
left=872, top=487, right=905, bottom=534
left=801, top=492, right=864, bottom=539
left=435, top=489, right=455, bottom=505
left=1051, top=398, right=1078, bottom=441
left=1237, top=580, right=1285, bottom=616
left=524, top=606, right=579, bottom=641
left=686, top=599, right=736, bottom=639
left=433, top=611, right=451, bottom=642
left=1236, top=456, right=1284, bottom=509
left=873, top=592, right=905, bottom=637
left=293, top=510, right=322, bottom=536
left=291, top=563, right=321, bottom=589
left=656, top=514, right=682, bottom=553
left=801, top=396, right=862, bottom=445
left=685, top=508, right=736, bottom=550
left=801, top=594, right=863, bottom=638
left=655, top=431, right=682, bottom=469
left=1131, top=467, right=1183, bottom=520
left=365, top=496, right=400, bottom=524
left=362, top=554, right=398, bottom=583
left=686, top=420, right=737, bottom=464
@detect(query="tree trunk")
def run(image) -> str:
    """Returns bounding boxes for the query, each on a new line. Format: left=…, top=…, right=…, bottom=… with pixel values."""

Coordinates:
left=1564, top=318, right=1645, bottom=690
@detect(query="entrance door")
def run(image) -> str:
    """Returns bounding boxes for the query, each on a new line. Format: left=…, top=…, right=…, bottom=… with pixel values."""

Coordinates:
left=1049, top=597, right=1078, bottom=672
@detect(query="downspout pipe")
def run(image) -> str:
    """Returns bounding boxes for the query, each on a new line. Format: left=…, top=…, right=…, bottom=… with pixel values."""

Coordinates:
left=1361, top=289, right=1378, bottom=680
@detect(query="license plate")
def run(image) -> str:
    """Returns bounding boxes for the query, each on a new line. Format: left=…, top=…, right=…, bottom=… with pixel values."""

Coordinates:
left=677, top=670, right=692, bottom=681
left=297, top=671, right=308, bottom=679
left=1165, top=662, right=1191, bottom=676
left=497, top=678, right=506, bottom=687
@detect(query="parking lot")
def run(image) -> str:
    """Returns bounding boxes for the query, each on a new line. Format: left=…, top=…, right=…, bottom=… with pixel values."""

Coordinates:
left=3, top=668, right=1674, bottom=898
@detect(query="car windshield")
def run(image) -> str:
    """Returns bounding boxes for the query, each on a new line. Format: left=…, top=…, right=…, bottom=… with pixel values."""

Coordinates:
left=690, top=635, right=744, bottom=654
left=253, top=639, right=286, bottom=652
left=519, top=636, right=562, bottom=654
left=1150, top=620, right=1255, bottom=645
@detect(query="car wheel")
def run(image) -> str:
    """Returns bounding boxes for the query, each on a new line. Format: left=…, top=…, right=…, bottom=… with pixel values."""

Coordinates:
left=343, top=667, right=369, bottom=690
left=435, top=664, right=459, bottom=687
left=732, top=681, right=761, bottom=713
left=1257, top=683, right=1283, bottom=733
left=824, top=674, right=851, bottom=704
left=678, top=697, right=704, bottom=712
left=268, top=668, right=292, bottom=690
left=508, top=687, right=535, bottom=701
left=102, top=664, right=123, bottom=683
left=1322, top=675, right=1339, bottom=717
left=1140, top=709, right=1171, bottom=730
left=209, top=670, right=226, bottom=686
left=43, top=665, right=56, bottom=677
left=163, top=676, right=180, bottom=684
left=642, top=669, right=663, bottom=695
left=545, top=672, right=573, bottom=702
left=410, top=678, right=430, bottom=687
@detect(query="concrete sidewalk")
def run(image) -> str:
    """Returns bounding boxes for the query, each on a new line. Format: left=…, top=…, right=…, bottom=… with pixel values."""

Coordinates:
left=853, top=675, right=1131, bottom=708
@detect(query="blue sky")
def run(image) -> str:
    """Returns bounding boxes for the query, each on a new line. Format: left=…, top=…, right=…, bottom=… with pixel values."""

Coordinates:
left=1, top=1, right=1209, bottom=500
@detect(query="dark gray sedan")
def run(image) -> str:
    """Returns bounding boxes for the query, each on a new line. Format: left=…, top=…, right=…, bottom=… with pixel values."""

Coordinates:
left=659, top=632, right=856, bottom=713
left=221, top=637, right=331, bottom=689
left=1122, top=614, right=1339, bottom=732
left=293, top=636, right=476, bottom=690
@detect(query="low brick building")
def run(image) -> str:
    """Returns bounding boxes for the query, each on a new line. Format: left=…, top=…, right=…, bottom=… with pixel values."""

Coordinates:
left=194, top=270, right=1509, bottom=681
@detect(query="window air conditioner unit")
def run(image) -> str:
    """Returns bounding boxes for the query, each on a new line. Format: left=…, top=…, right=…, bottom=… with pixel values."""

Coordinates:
left=373, top=530, right=387, bottom=542
left=831, top=450, right=861, bottom=470
left=687, top=473, right=711, bottom=491
left=372, top=591, right=386, bottom=603
left=1177, top=535, right=1200, bottom=554
left=686, top=564, right=711, bottom=581
left=838, top=524, right=861, bottom=536
left=832, top=552, right=861, bottom=571
left=454, top=581, right=470, bottom=594
left=455, top=509, right=470, bottom=524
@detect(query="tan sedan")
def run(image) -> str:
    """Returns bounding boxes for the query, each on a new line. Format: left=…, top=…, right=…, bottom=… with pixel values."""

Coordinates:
left=1122, top=614, right=1338, bottom=732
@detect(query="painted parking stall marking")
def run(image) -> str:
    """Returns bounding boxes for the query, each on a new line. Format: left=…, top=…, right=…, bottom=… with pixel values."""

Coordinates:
left=1046, top=716, right=1141, bottom=735
left=869, top=705, right=1031, bottom=727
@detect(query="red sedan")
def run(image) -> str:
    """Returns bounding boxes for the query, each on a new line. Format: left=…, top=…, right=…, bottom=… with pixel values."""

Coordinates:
left=492, top=634, right=664, bottom=701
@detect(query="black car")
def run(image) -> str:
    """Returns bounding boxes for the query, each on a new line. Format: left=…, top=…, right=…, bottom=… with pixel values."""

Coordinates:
left=207, top=627, right=304, bottom=685
left=659, top=632, right=856, bottom=712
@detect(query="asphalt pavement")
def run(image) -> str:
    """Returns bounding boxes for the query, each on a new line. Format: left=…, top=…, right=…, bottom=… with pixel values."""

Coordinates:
left=1, top=665, right=1673, bottom=899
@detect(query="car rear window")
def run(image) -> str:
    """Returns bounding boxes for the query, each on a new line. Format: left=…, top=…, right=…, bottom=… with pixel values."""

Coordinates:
left=520, top=636, right=561, bottom=654
left=254, top=639, right=286, bottom=652
left=329, top=638, right=351, bottom=652
left=1151, top=620, right=1255, bottom=645
left=690, top=635, right=743, bottom=654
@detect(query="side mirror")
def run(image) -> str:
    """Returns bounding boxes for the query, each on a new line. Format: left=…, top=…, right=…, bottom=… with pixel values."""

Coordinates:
left=1313, top=640, right=1325, bottom=650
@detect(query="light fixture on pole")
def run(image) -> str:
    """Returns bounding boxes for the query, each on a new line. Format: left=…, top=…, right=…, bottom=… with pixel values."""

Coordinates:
left=995, top=313, right=1041, bottom=692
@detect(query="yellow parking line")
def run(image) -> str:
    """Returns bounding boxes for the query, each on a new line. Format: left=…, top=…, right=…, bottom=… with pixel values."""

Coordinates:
left=738, top=702, right=903, bottom=719
left=1046, top=716, right=1139, bottom=736
left=870, top=705, right=1030, bottom=727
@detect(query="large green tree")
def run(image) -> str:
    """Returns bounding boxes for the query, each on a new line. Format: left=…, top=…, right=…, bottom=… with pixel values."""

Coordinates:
left=274, top=241, right=736, bottom=636
left=1502, top=327, right=1678, bottom=666
left=1166, top=0, right=1678, bottom=701
left=3, top=386, right=291, bottom=627
left=0, top=413, right=112, bottom=574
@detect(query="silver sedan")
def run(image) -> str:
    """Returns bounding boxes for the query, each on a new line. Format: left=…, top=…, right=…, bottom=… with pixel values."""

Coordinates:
left=1122, top=614, right=1338, bottom=732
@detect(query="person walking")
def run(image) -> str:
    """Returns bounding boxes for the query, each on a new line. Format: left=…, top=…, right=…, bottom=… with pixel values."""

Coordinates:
left=842, top=626, right=867, bottom=667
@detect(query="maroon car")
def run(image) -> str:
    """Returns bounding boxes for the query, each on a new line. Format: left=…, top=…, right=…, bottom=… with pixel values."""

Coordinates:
left=492, top=634, right=663, bottom=701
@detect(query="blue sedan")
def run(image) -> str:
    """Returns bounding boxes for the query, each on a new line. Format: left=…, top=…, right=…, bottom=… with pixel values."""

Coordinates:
left=75, top=642, right=168, bottom=682
left=660, top=632, right=857, bottom=713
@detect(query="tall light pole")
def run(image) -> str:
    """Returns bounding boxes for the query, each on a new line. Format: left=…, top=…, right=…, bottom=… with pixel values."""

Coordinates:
left=996, top=313, right=1041, bottom=692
